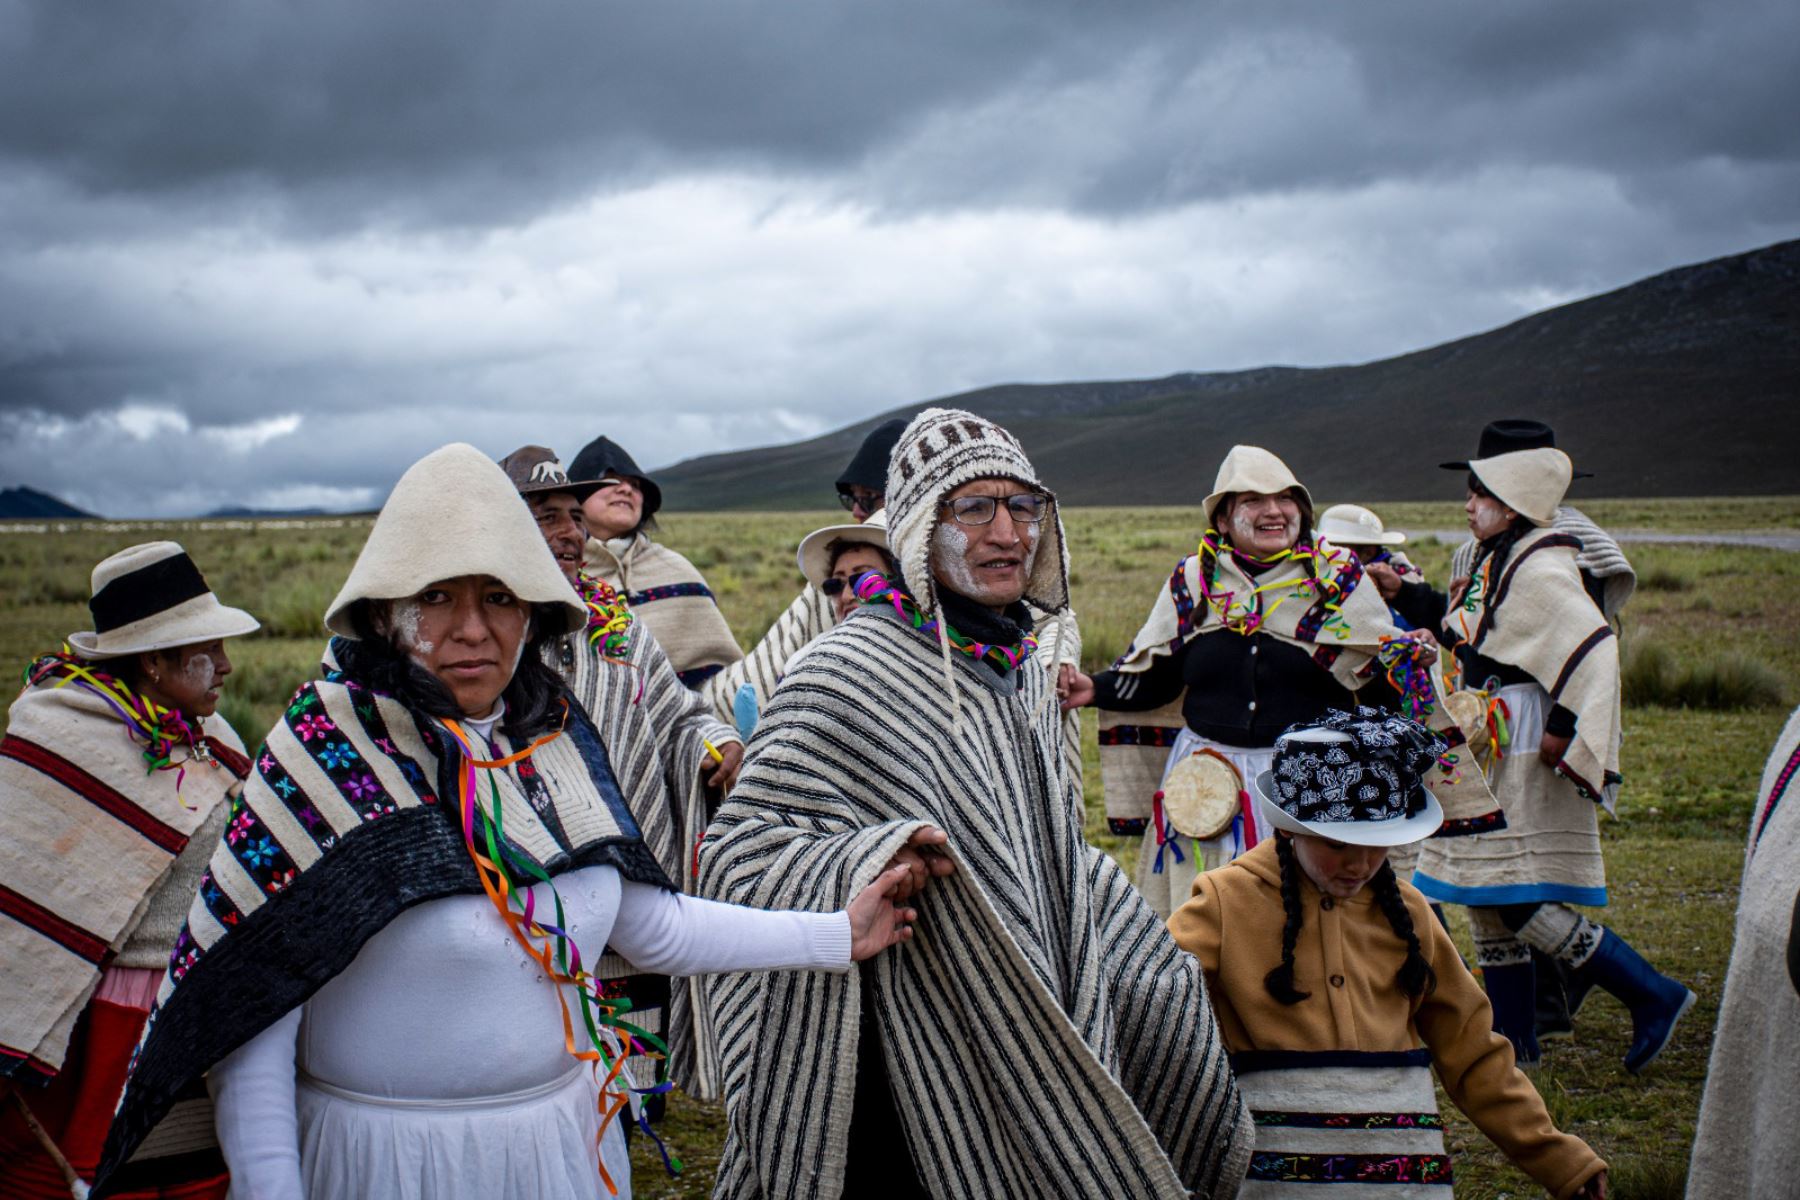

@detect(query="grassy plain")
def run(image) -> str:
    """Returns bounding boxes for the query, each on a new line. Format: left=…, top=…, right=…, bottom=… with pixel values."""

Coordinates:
left=2, top=499, right=1794, bottom=1198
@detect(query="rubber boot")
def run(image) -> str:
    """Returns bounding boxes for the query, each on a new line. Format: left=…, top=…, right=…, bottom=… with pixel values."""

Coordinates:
left=1481, top=961, right=1540, bottom=1068
left=1533, top=949, right=1574, bottom=1040
left=1574, top=928, right=1697, bottom=1074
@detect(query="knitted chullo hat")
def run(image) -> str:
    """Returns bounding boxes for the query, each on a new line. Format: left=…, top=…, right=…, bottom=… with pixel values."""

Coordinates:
left=324, top=443, right=588, bottom=639
left=884, top=409, right=1069, bottom=725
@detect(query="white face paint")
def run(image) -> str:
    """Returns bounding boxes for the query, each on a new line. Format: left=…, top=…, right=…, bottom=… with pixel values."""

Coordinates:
left=388, top=598, right=433, bottom=662
left=179, top=652, right=215, bottom=691
left=931, top=520, right=984, bottom=598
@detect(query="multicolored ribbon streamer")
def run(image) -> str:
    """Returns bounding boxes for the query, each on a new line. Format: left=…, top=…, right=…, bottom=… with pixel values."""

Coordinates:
left=22, top=648, right=205, bottom=805
left=577, top=573, right=643, bottom=703
left=1376, top=636, right=1439, bottom=722
left=1193, top=531, right=1354, bottom=641
left=441, top=708, right=683, bottom=1194
left=854, top=573, right=1040, bottom=673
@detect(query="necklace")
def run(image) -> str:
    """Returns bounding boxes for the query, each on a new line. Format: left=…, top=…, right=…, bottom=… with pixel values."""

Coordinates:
left=853, top=572, right=1039, bottom=672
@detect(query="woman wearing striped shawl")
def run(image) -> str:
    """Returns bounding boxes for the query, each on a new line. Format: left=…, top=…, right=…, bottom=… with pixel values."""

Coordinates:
left=700, top=409, right=1254, bottom=1199
left=1, top=542, right=258, bottom=1199
left=95, top=445, right=924, bottom=1200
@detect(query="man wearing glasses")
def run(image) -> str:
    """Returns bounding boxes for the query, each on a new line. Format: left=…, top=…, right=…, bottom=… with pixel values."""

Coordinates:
left=700, top=408, right=1252, bottom=1199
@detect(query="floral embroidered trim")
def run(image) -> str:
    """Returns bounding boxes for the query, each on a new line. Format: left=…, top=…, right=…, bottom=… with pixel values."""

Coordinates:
left=1248, top=1151, right=1452, bottom=1185
left=1253, top=1110, right=1444, bottom=1131
left=853, top=572, right=1039, bottom=674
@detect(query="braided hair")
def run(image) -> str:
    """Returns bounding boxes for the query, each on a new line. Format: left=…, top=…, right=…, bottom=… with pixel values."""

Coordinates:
left=1263, top=835, right=1313, bottom=1005
left=1466, top=472, right=1537, bottom=583
left=1370, top=860, right=1438, bottom=998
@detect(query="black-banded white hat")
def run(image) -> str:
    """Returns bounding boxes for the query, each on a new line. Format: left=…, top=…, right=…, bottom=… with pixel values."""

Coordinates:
left=1254, top=707, right=1447, bottom=847
left=68, top=542, right=260, bottom=661
left=796, top=509, right=890, bottom=588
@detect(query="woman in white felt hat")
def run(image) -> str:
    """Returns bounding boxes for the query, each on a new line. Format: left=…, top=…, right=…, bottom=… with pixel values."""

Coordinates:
left=1, top=542, right=258, bottom=1199
left=1168, top=707, right=1608, bottom=1200
left=95, top=444, right=924, bottom=1200
left=1399, top=444, right=1693, bottom=1077
left=1061, top=445, right=1435, bottom=917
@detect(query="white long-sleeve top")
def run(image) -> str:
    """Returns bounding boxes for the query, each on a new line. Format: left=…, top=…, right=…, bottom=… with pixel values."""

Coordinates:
left=210, top=866, right=852, bottom=1200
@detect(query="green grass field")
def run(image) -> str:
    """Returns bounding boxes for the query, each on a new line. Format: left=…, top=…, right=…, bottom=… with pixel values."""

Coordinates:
left=2, top=499, right=1793, bottom=1198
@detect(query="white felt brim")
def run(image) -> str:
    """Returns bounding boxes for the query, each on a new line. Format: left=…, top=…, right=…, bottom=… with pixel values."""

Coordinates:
left=68, top=595, right=261, bottom=660
left=1317, top=523, right=1407, bottom=547
left=1254, top=769, right=1444, bottom=847
left=795, top=522, right=889, bottom=588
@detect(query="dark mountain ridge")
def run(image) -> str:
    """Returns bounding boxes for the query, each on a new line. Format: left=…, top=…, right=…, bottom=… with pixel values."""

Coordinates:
left=0, top=486, right=96, bottom=519
left=656, top=240, right=1800, bottom=509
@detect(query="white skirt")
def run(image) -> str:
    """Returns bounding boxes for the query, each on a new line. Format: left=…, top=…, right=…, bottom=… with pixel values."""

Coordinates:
left=1132, top=730, right=1277, bottom=919
left=297, top=1065, right=630, bottom=1200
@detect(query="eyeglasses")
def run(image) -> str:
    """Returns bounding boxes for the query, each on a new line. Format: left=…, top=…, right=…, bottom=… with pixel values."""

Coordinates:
left=939, top=493, right=1048, bottom=527
left=837, top=489, right=883, bottom=513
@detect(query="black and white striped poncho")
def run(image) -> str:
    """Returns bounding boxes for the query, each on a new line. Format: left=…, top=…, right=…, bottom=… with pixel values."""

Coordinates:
left=699, top=604, right=1254, bottom=1199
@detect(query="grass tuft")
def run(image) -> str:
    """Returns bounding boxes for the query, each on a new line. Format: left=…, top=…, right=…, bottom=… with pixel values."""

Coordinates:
left=1637, top=563, right=1693, bottom=592
left=1607, top=1152, right=1690, bottom=1200
left=1625, top=642, right=1785, bottom=710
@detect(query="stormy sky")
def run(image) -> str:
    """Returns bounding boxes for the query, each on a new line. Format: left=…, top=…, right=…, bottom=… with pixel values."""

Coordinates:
left=3, top=1, right=1796, bottom=516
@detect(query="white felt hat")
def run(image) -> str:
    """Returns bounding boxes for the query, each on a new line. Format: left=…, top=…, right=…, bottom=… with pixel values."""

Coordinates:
left=1201, top=445, right=1313, bottom=529
left=1467, top=447, right=1572, bottom=527
left=1254, top=728, right=1444, bottom=848
left=796, top=509, right=890, bottom=588
left=68, top=541, right=260, bottom=660
left=325, top=443, right=588, bottom=639
left=1316, top=503, right=1406, bottom=547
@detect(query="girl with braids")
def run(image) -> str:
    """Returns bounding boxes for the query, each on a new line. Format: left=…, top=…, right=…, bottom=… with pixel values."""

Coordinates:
left=1169, top=709, right=1608, bottom=1199
left=1064, top=445, right=1436, bottom=916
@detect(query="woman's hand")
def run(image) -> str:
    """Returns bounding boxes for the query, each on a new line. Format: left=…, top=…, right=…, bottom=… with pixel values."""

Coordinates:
left=847, top=865, right=921, bottom=961
left=1399, top=626, right=1439, bottom=667
left=1059, top=669, right=1096, bottom=712
left=704, top=741, right=744, bottom=792
left=1538, top=732, right=1572, bottom=767
left=882, top=825, right=956, bottom=901
left=1366, top=561, right=1403, bottom=601
left=1573, top=1169, right=1608, bottom=1199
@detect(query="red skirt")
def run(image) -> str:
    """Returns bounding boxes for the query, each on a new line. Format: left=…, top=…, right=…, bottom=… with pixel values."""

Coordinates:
left=0, top=985, right=228, bottom=1200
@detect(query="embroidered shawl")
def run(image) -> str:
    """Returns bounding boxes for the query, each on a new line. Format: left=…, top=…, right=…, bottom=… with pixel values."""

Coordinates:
left=583, top=533, right=743, bottom=689
left=1446, top=526, right=1622, bottom=807
left=552, top=586, right=741, bottom=1098
left=95, top=664, right=669, bottom=1190
left=1100, top=539, right=1401, bottom=834
left=698, top=606, right=1254, bottom=1199
left=0, top=681, right=248, bottom=1085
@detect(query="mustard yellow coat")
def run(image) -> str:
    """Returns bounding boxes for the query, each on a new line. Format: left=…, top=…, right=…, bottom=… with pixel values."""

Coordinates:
left=1169, top=839, right=1604, bottom=1199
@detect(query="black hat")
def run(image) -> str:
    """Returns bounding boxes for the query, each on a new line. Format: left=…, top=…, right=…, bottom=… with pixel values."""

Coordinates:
left=836, top=417, right=909, bottom=493
left=1440, top=419, right=1593, bottom=478
left=496, top=445, right=601, bottom=501
left=568, top=435, right=662, bottom=519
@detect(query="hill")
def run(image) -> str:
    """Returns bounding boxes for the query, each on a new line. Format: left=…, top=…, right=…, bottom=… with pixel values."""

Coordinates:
left=656, top=239, right=1800, bottom=509
left=0, top=486, right=95, bottom=519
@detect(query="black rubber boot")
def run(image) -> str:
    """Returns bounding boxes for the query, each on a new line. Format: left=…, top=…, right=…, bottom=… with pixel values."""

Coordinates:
left=1482, top=961, right=1541, bottom=1068
left=1534, top=948, right=1574, bottom=1040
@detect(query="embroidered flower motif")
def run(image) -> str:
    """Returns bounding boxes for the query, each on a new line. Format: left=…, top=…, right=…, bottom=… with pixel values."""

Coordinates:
left=227, top=811, right=255, bottom=843
left=274, top=776, right=298, bottom=798
left=375, top=737, right=397, bottom=755
left=344, top=773, right=380, bottom=802
left=258, top=753, right=276, bottom=774
left=242, top=837, right=276, bottom=869
left=296, top=805, right=323, bottom=829
left=317, top=741, right=359, bottom=770
left=265, top=869, right=296, bottom=894
left=294, top=714, right=336, bottom=742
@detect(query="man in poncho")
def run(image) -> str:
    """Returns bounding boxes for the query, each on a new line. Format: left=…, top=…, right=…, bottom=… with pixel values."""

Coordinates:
left=699, top=408, right=1253, bottom=1198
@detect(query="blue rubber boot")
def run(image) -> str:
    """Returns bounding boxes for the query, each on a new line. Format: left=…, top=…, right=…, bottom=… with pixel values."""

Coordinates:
left=1575, top=928, right=1697, bottom=1074
left=1481, top=961, right=1541, bottom=1068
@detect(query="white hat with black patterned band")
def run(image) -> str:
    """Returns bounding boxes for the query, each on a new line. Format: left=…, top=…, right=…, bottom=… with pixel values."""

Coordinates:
left=1254, top=707, right=1447, bottom=847
left=68, top=542, right=261, bottom=660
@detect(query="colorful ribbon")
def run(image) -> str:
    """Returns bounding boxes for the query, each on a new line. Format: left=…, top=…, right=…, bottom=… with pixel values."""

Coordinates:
left=577, top=573, right=643, bottom=703
left=853, top=573, right=1040, bottom=673
left=1193, top=531, right=1354, bottom=640
left=441, top=708, right=682, bottom=1194
left=22, top=649, right=204, bottom=805
left=1376, top=636, right=1439, bottom=723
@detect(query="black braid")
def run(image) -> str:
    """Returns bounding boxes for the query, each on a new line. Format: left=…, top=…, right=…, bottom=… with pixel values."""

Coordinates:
left=1264, top=836, right=1312, bottom=1005
left=1371, top=861, right=1438, bottom=998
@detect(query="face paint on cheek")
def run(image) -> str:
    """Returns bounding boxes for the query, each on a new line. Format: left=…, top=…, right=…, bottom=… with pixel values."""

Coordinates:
left=390, top=599, right=434, bottom=663
left=1228, top=506, right=1260, bottom=545
left=180, top=653, right=215, bottom=692
left=931, top=520, right=984, bottom=598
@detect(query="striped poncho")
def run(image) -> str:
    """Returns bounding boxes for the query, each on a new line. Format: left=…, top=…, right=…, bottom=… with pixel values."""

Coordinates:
left=699, top=604, right=1254, bottom=1199
left=554, top=575, right=742, bottom=1097
left=96, top=662, right=671, bottom=1191
left=698, top=583, right=836, bottom=725
left=584, top=533, right=743, bottom=690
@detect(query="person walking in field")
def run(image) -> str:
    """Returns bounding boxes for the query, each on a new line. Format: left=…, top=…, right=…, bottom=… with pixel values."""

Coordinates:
left=95, top=444, right=925, bottom=1200
left=1060, top=445, right=1436, bottom=917
left=571, top=434, right=747, bottom=692
left=1167, top=707, right=1609, bottom=1199
left=1685, top=705, right=1800, bottom=1198
left=0, top=542, right=258, bottom=1199
left=497, top=444, right=744, bottom=1101
left=1396, top=443, right=1693, bottom=1073
left=699, top=408, right=1255, bottom=1199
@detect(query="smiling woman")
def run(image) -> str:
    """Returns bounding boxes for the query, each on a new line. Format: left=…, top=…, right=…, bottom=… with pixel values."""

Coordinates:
left=96, top=444, right=927, bottom=1200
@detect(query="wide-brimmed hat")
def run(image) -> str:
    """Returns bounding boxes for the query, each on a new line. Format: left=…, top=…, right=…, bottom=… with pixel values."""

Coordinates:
left=836, top=417, right=909, bottom=494
left=567, top=435, right=662, bottom=519
left=1440, top=418, right=1594, bottom=479
left=1316, top=503, right=1406, bottom=547
left=1254, top=709, right=1446, bottom=848
left=1201, top=445, right=1313, bottom=530
left=1467, top=447, right=1571, bottom=526
left=324, top=443, right=587, bottom=639
left=497, top=445, right=602, bottom=502
left=796, top=509, right=890, bottom=588
left=68, top=542, right=260, bottom=660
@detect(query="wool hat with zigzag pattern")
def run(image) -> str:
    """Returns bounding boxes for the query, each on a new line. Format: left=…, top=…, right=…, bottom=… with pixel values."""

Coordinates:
left=883, top=408, right=1069, bottom=618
